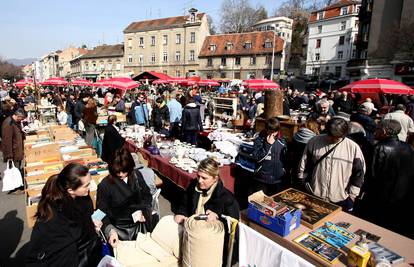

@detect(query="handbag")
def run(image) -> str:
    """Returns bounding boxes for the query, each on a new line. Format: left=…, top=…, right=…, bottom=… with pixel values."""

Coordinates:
left=2, top=160, right=23, bottom=192
left=92, top=130, right=103, bottom=157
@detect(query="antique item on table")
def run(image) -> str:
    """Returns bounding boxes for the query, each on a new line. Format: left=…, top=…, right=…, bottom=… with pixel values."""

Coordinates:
left=310, top=222, right=356, bottom=249
left=368, top=243, right=405, bottom=265
left=293, top=233, right=342, bottom=264
left=335, top=221, right=351, bottom=229
left=354, top=229, right=381, bottom=242
left=272, top=188, right=341, bottom=229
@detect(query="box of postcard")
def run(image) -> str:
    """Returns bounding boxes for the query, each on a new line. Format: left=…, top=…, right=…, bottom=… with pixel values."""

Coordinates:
left=247, top=191, right=301, bottom=237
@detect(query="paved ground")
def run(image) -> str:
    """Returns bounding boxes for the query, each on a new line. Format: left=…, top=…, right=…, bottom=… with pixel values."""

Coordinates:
left=0, top=151, right=174, bottom=267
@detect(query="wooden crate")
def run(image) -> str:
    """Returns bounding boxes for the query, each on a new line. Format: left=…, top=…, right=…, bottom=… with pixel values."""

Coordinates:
left=25, top=161, right=63, bottom=174
left=25, top=170, right=60, bottom=186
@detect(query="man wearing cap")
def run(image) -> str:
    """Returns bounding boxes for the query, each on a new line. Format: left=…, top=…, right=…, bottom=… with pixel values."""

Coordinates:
left=383, top=104, right=414, bottom=142
left=350, top=102, right=377, bottom=143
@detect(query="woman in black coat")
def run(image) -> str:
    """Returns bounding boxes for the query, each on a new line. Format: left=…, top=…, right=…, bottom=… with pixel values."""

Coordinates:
left=151, top=97, right=170, bottom=132
left=96, top=148, right=152, bottom=248
left=26, top=163, right=102, bottom=267
left=181, top=98, right=203, bottom=145
left=101, top=115, right=125, bottom=164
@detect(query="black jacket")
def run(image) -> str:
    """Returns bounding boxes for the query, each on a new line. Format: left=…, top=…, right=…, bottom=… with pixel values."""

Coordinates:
left=96, top=169, right=153, bottom=237
left=73, top=101, right=85, bottom=123
left=26, top=196, right=102, bottom=267
left=151, top=104, right=169, bottom=132
left=359, top=138, right=414, bottom=239
left=174, top=179, right=240, bottom=220
left=66, top=99, right=75, bottom=115
left=101, top=124, right=125, bottom=164
left=350, top=113, right=376, bottom=143
left=252, top=131, right=287, bottom=184
left=181, top=103, right=203, bottom=132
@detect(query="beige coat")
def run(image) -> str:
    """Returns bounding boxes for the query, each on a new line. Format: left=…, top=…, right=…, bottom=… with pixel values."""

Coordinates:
left=298, top=135, right=365, bottom=203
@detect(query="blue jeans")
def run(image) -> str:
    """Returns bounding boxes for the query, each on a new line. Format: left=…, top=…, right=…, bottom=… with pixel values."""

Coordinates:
left=67, top=114, right=73, bottom=128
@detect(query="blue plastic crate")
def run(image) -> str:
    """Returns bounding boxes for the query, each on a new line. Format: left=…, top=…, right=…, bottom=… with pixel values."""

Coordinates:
left=247, top=203, right=302, bottom=237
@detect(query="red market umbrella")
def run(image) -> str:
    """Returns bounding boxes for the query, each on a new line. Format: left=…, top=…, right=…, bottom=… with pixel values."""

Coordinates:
left=340, top=79, right=414, bottom=95
left=108, top=77, right=139, bottom=90
left=168, top=77, right=188, bottom=84
left=197, top=79, right=220, bottom=87
left=40, top=77, right=68, bottom=86
left=93, top=78, right=112, bottom=87
left=71, top=79, right=92, bottom=86
left=14, top=78, right=34, bottom=88
left=242, top=79, right=280, bottom=91
left=152, top=79, right=170, bottom=85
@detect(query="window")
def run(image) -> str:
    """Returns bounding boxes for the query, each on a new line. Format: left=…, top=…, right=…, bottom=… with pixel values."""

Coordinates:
left=339, top=36, right=345, bottom=45
left=207, top=58, right=212, bottom=66
left=340, top=21, right=346, bottom=30
left=245, top=42, right=252, bottom=49
left=175, top=51, right=181, bottom=62
left=189, top=50, right=195, bottom=61
left=128, top=55, right=132, bottom=63
left=316, top=39, right=321, bottom=48
left=210, top=44, right=216, bottom=51
left=325, top=66, right=329, bottom=71
left=312, top=67, right=320, bottom=75
left=234, top=72, right=241, bottom=79
left=92, top=62, right=97, bottom=71
left=318, top=25, right=322, bottom=33
left=335, top=66, right=342, bottom=77
left=139, top=37, right=144, bottom=46
left=190, top=13, right=196, bottom=23
left=85, top=63, right=89, bottom=70
left=338, top=51, right=343, bottom=59
left=151, top=53, right=156, bottom=63
left=356, top=5, right=360, bottom=13
left=226, top=42, right=233, bottom=50
left=163, top=70, right=168, bottom=75
left=264, top=41, right=272, bottom=48
left=163, top=35, right=168, bottom=45
left=151, top=36, right=156, bottom=46
left=250, top=56, right=256, bottom=65
left=361, top=49, right=367, bottom=59
left=221, top=57, right=226, bottom=66
left=116, top=62, right=121, bottom=70
left=341, top=6, right=348, bottom=15
left=176, top=70, right=181, bottom=77
left=220, top=72, right=226, bottom=78
left=265, top=56, right=272, bottom=65
left=235, top=57, right=241, bottom=66
left=108, top=63, right=112, bottom=70
left=317, top=12, right=324, bottom=20
left=163, top=52, right=168, bottom=62
left=190, top=32, right=196, bottom=43
left=315, top=53, right=320, bottom=61
left=352, top=49, right=356, bottom=58
left=139, top=54, right=144, bottom=64
left=176, top=34, right=181, bottom=44
left=128, top=39, right=132, bottom=48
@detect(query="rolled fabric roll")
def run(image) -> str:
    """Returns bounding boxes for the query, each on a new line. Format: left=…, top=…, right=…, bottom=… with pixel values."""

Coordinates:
left=182, top=215, right=225, bottom=267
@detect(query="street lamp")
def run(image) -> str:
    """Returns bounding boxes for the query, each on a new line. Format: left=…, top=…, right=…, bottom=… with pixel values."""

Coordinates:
left=270, top=24, right=279, bottom=81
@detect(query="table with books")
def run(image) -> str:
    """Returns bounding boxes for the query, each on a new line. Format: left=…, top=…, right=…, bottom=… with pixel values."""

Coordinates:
left=24, top=125, right=109, bottom=227
left=242, top=188, right=414, bottom=266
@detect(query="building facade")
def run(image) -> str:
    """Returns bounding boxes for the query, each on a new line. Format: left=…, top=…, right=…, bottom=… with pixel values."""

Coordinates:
left=306, top=0, right=361, bottom=79
left=71, top=44, right=124, bottom=81
left=57, top=46, right=88, bottom=78
left=347, top=0, right=414, bottom=84
left=123, top=8, right=210, bottom=78
left=40, top=51, right=59, bottom=81
left=198, top=31, right=284, bottom=80
left=253, top=16, right=293, bottom=70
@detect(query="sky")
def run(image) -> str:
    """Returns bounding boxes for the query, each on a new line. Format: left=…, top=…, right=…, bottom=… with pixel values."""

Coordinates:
left=0, top=0, right=282, bottom=60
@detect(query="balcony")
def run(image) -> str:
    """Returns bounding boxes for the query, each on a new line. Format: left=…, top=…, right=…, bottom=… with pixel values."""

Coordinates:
left=347, top=59, right=367, bottom=67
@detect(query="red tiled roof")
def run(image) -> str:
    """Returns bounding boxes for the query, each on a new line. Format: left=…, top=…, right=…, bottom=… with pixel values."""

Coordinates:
left=124, top=13, right=205, bottom=33
left=199, top=31, right=284, bottom=57
left=310, top=0, right=360, bottom=22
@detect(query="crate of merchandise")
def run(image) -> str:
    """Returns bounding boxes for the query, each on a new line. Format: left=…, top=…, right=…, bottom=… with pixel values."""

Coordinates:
left=247, top=191, right=301, bottom=237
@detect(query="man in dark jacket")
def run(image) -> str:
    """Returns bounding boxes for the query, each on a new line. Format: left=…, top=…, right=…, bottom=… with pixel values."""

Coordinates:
left=350, top=102, right=377, bottom=143
left=73, top=94, right=87, bottom=131
left=128, top=93, right=149, bottom=127
left=181, top=98, right=203, bottom=145
left=357, top=119, right=414, bottom=239
left=151, top=97, right=169, bottom=132
left=333, top=91, right=353, bottom=114
left=1, top=109, right=26, bottom=193
left=251, top=117, right=287, bottom=195
left=65, top=93, right=76, bottom=128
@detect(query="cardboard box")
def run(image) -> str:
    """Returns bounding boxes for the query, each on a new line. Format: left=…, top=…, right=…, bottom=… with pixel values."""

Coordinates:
left=247, top=191, right=301, bottom=237
left=25, top=161, right=63, bottom=173
left=25, top=170, right=60, bottom=186
left=26, top=204, right=38, bottom=228
left=25, top=143, right=60, bottom=163
left=348, top=245, right=371, bottom=267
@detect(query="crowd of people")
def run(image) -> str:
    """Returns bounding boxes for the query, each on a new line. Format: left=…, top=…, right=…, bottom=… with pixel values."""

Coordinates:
left=1, top=81, right=414, bottom=266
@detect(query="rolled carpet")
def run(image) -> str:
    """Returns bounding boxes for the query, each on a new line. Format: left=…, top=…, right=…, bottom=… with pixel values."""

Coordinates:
left=182, top=215, right=225, bottom=267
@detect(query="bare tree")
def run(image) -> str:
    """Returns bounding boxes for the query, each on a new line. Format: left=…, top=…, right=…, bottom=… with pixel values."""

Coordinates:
left=0, top=57, right=23, bottom=82
left=219, top=0, right=268, bottom=33
left=207, top=15, right=217, bottom=35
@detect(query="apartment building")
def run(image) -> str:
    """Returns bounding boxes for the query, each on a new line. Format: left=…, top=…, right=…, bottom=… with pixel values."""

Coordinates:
left=123, top=8, right=210, bottom=78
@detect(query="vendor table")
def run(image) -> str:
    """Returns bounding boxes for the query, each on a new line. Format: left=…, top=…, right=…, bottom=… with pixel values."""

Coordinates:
left=138, top=148, right=236, bottom=193
left=241, top=210, right=414, bottom=267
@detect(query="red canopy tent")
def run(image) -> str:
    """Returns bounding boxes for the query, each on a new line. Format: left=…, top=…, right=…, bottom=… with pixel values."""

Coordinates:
left=71, top=79, right=92, bottom=87
left=242, top=79, right=280, bottom=91
left=152, top=79, right=170, bottom=85
left=339, top=79, right=414, bottom=94
left=40, top=77, right=68, bottom=86
left=14, top=78, right=35, bottom=88
left=197, top=79, right=220, bottom=87
left=93, top=78, right=112, bottom=87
